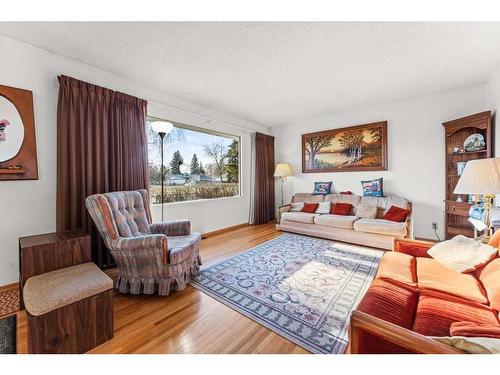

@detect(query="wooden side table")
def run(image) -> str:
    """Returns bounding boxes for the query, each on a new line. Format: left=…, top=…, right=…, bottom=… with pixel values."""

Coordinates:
left=18, top=230, right=91, bottom=309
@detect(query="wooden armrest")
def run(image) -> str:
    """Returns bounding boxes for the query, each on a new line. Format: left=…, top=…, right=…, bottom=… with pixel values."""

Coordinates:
left=350, top=310, right=464, bottom=354
left=394, top=238, right=436, bottom=248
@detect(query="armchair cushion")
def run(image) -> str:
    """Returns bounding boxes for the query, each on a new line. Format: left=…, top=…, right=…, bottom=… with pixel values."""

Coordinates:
left=413, top=293, right=499, bottom=337
left=416, top=257, right=488, bottom=304
left=450, top=321, right=500, bottom=339
left=103, top=191, right=152, bottom=237
left=168, top=233, right=202, bottom=264
left=150, top=220, right=191, bottom=237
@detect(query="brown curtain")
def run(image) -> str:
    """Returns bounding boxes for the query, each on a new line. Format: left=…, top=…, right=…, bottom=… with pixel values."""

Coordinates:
left=253, top=132, right=275, bottom=224
left=56, top=75, right=149, bottom=268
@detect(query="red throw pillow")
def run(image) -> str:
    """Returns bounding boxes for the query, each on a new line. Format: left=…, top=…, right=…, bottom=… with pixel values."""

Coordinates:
left=383, top=206, right=410, bottom=222
left=301, top=203, right=319, bottom=213
left=340, top=191, right=353, bottom=195
left=331, top=203, right=352, bottom=215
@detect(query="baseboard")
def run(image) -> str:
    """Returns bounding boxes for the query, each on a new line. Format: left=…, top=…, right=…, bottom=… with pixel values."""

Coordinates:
left=202, top=223, right=249, bottom=238
left=0, top=282, right=19, bottom=292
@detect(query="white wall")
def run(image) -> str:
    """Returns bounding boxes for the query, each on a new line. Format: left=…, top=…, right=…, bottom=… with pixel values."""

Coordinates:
left=487, top=63, right=500, bottom=156
left=0, top=35, right=268, bottom=285
left=273, top=84, right=491, bottom=240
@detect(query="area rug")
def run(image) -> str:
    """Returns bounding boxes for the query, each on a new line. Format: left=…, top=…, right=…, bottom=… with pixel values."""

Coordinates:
left=192, top=233, right=382, bottom=354
left=0, top=288, right=20, bottom=319
left=0, top=315, right=16, bottom=354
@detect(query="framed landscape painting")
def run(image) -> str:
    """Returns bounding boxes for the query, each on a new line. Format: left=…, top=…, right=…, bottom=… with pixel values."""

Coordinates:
left=302, top=121, right=388, bottom=173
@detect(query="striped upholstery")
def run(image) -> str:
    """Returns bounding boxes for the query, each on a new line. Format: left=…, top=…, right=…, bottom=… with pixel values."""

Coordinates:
left=86, top=189, right=201, bottom=296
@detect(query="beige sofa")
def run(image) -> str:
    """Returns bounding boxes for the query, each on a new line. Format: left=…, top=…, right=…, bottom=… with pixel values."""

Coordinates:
left=276, top=193, right=413, bottom=250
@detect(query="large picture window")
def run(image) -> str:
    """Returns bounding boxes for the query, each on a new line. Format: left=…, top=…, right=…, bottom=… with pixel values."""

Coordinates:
left=147, top=117, right=240, bottom=204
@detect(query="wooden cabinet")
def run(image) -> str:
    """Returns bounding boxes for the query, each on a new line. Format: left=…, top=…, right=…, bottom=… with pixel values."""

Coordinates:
left=442, top=111, right=493, bottom=239
left=18, top=230, right=91, bottom=309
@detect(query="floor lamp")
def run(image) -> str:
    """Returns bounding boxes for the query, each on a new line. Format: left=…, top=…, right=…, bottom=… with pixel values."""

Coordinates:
left=454, top=157, right=500, bottom=242
left=274, top=163, right=293, bottom=206
left=151, top=121, right=174, bottom=222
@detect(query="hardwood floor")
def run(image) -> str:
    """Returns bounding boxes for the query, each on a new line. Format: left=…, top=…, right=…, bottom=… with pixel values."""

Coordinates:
left=16, top=223, right=309, bottom=354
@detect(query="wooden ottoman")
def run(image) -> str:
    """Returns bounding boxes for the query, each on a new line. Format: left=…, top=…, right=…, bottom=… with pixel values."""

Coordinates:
left=23, top=262, right=114, bottom=353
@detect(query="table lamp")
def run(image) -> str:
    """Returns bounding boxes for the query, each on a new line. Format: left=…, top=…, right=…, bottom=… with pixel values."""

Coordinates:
left=274, top=163, right=293, bottom=206
left=454, top=157, right=500, bottom=241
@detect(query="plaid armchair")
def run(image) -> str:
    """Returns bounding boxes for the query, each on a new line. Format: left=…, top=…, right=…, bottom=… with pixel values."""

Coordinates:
left=86, top=189, right=201, bottom=296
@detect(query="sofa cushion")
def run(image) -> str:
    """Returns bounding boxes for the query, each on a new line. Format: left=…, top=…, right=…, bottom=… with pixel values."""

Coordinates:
left=476, top=257, right=500, bottom=311
left=416, top=257, right=488, bottom=304
left=354, top=218, right=407, bottom=237
left=357, top=278, right=419, bottom=329
left=375, top=252, right=416, bottom=286
left=313, top=214, right=358, bottom=229
left=281, top=212, right=319, bottom=224
left=292, top=193, right=324, bottom=204
left=360, top=195, right=409, bottom=218
left=355, top=204, right=378, bottom=219
left=319, top=194, right=359, bottom=215
left=427, top=235, right=498, bottom=273
left=413, top=293, right=499, bottom=337
left=315, top=201, right=331, bottom=214
left=450, top=321, right=500, bottom=339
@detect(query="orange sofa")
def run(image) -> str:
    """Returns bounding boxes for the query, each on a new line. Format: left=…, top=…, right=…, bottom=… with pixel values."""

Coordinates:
left=350, top=238, right=500, bottom=354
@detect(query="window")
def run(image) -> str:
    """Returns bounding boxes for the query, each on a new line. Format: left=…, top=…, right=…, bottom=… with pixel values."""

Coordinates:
left=146, top=117, right=240, bottom=204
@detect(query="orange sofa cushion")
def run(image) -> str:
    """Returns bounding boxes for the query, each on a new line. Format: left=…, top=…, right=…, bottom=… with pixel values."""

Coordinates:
left=450, top=321, right=500, bottom=339
left=375, top=252, right=416, bottom=287
left=476, top=257, right=500, bottom=312
left=357, top=278, right=419, bottom=329
left=413, top=293, right=499, bottom=337
left=416, top=257, right=488, bottom=304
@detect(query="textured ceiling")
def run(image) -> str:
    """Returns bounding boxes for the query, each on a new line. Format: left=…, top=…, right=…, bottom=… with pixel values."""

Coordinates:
left=1, top=22, right=500, bottom=127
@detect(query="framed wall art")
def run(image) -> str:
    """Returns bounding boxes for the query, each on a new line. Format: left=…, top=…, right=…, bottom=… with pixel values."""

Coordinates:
left=0, top=84, right=38, bottom=180
left=302, top=121, right=388, bottom=173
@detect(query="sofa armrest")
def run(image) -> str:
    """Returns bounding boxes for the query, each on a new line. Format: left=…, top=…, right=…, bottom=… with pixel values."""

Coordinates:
left=350, top=310, right=464, bottom=354
left=277, top=204, right=291, bottom=224
left=393, top=238, right=435, bottom=258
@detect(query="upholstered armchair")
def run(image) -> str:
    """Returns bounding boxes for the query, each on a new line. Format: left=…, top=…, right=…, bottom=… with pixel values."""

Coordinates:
left=85, top=189, right=201, bottom=296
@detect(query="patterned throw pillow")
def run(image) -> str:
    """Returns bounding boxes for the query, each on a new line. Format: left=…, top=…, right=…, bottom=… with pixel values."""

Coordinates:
left=312, top=182, right=332, bottom=195
left=361, top=178, right=383, bottom=197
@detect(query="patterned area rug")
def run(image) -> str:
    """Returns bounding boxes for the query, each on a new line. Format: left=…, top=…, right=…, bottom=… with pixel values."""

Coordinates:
left=192, top=233, right=382, bottom=354
left=0, top=288, right=20, bottom=319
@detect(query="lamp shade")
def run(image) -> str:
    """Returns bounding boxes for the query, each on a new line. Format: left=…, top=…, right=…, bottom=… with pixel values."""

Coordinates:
left=151, top=121, right=174, bottom=135
left=274, top=163, right=293, bottom=177
left=453, top=157, right=500, bottom=194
